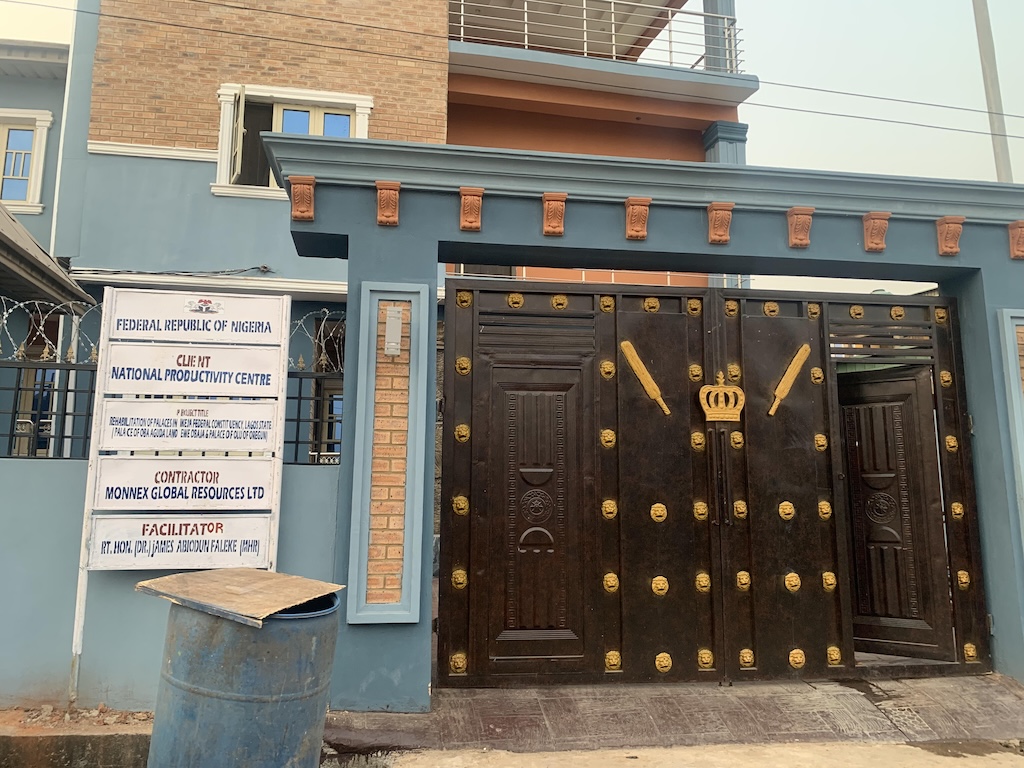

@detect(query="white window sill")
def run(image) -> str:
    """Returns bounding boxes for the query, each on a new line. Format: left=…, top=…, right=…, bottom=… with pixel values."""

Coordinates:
left=210, top=183, right=288, bottom=200
left=1, top=201, right=44, bottom=214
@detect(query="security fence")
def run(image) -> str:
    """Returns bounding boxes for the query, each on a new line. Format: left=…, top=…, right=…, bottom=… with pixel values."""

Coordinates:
left=0, top=298, right=345, bottom=464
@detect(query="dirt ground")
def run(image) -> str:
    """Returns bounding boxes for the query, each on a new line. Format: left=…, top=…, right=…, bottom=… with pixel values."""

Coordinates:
left=0, top=706, right=151, bottom=736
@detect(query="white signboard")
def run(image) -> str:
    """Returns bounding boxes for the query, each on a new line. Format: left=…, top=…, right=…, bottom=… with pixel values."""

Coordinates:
left=106, top=289, right=287, bottom=344
left=103, top=342, right=281, bottom=397
left=88, top=514, right=271, bottom=569
left=94, top=456, right=276, bottom=511
left=98, top=399, right=277, bottom=452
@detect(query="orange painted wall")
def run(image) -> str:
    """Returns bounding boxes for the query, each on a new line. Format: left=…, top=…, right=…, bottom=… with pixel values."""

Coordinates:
left=447, top=103, right=705, bottom=162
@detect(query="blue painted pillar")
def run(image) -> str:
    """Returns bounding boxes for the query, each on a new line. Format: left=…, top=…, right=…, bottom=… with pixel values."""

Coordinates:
left=702, top=121, right=748, bottom=165
left=328, top=215, right=438, bottom=712
left=703, top=0, right=738, bottom=73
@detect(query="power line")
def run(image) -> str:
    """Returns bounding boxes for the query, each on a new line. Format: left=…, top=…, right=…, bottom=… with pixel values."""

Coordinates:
left=3, top=0, right=1024, bottom=141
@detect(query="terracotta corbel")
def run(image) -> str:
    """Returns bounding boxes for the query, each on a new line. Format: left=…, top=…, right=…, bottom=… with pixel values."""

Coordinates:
left=376, top=181, right=400, bottom=226
left=786, top=207, right=814, bottom=248
left=542, top=192, right=568, bottom=236
left=862, top=211, right=892, bottom=253
left=1009, top=221, right=1024, bottom=259
left=707, top=202, right=735, bottom=245
left=936, top=216, right=966, bottom=256
left=459, top=187, right=484, bottom=232
left=625, top=197, right=652, bottom=240
left=288, top=175, right=315, bottom=222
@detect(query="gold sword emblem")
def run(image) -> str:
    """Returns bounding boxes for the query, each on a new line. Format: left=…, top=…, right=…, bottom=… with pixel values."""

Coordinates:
left=619, top=341, right=670, bottom=415
left=768, top=343, right=811, bottom=416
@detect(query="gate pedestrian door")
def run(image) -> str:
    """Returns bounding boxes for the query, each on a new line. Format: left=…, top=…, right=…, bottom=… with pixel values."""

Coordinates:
left=439, top=283, right=988, bottom=685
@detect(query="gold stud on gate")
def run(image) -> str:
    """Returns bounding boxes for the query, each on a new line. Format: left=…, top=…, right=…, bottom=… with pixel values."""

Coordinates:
left=601, top=429, right=617, bottom=448
left=850, top=305, right=865, bottom=319
left=655, top=653, right=672, bottom=673
left=957, top=570, right=971, bottom=591
left=605, top=651, right=622, bottom=671
left=818, top=501, right=833, bottom=520
left=455, top=356, right=471, bottom=375
left=651, top=576, right=669, bottom=597
left=826, top=646, right=842, bottom=666
left=810, top=367, right=825, bottom=385
left=789, top=649, right=805, bottom=669
left=808, top=303, right=821, bottom=319
left=814, top=433, right=828, bottom=452
left=455, top=291, right=472, bottom=308
left=964, top=643, right=979, bottom=662
left=692, top=501, right=708, bottom=522
left=695, top=571, right=712, bottom=593
left=600, top=360, right=616, bottom=380
left=739, top=649, right=755, bottom=668
left=551, top=294, right=569, bottom=310
left=733, top=500, right=748, bottom=520
left=725, top=300, right=739, bottom=317
left=643, top=297, right=660, bottom=313
left=455, top=424, right=470, bottom=443
left=697, top=649, right=714, bottom=670
left=507, top=292, right=525, bottom=309
left=935, top=307, right=948, bottom=324
left=779, top=501, right=795, bottom=521
left=687, top=298, right=702, bottom=316
left=822, top=572, right=837, bottom=592
left=691, top=432, right=706, bottom=452
left=763, top=301, right=780, bottom=317
left=945, top=435, right=959, bottom=453
left=736, top=571, right=751, bottom=592
left=785, top=572, right=801, bottom=593
left=600, top=296, right=615, bottom=313
left=603, top=573, right=620, bottom=593
left=689, top=364, right=703, bottom=382
left=451, top=569, right=468, bottom=590
left=890, top=306, right=905, bottom=321
left=602, top=500, right=618, bottom=520
left=727, top=363, right=741, bottom=383
left=940, top=370, right=953, bottom=388
left=450, top=652, right=468, bottom=674
left=730, top=431, right=744, bottom=449
left=951, top=502, right=965, bottom=520
left=651, top=503, right=668, bottom=523
left=452, top=495, right=469, bottom=516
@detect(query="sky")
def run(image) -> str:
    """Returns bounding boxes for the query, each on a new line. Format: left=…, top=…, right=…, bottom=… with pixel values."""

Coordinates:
left=2, top=0, right=1018, bottom=294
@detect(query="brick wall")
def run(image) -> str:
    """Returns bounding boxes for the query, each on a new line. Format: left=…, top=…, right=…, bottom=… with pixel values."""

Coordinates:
left=367, top=300, right=412, bottom=604
left=89, top=0, right=448, bottom=147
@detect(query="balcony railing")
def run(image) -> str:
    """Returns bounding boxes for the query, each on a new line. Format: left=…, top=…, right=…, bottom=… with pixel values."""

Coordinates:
left=449, top=0, right=742, bottom=74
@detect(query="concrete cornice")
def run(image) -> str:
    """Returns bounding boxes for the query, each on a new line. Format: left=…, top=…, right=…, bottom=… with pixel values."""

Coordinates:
left=263, top=136, right=1024, bottom=224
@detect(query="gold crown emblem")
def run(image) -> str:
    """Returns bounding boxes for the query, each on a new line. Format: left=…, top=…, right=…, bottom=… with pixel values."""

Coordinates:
left=699, top=371, right=745, bottom=422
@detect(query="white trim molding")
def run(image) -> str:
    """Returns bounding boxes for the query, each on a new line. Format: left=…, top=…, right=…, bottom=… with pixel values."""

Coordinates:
left=71, top=268, right=350, bottom=301
left=209, top=183, right=288, bottom=200
left=213, top=83, right=373, bottom=188
left=0, top=107, right=53, bottom=208
left=87, top=141, right=218, bottom=162
left=1, top=201, right=43, bottom=214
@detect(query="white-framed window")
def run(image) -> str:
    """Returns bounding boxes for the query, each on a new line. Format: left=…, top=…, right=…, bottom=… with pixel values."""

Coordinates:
left=212, top=84, right=373, bottom=199
left=0, top=108, right=53, bottom=214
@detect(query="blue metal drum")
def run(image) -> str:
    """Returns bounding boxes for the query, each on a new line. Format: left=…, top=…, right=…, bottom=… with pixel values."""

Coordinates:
left=147, top=592, right=340, bottom=768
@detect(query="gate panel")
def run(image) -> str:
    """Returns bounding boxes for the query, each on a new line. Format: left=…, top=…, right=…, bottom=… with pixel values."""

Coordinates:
left=615, top=294, right=708, bottom=680
left=727, top=295, right=849, bottom=678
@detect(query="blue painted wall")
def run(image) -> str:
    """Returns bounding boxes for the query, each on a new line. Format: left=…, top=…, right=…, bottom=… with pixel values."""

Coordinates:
left=1, top=73, right=65, bottom=246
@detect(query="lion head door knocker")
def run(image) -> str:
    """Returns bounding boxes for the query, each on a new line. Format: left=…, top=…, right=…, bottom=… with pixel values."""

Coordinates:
left=739, top=649, right=755, bottom=668
left=818, top=501, right=832, bottom=520
left=600, top=360, right=616, bottom=380
left=599, top=296, right=615, bottom=313
left=655, top=653, right=673, bottom=673
left=957, top=570, right=971, bottom=591
left=601, top=429, right=617, bottom=449
left=452, top=495, right=470, bottom=516
left=935, top=307, right=948, bottom=324
left=733, top=500, right=748, bottom=520
left=695, top=571, right=711, bottom=593
left=551, top=294, right=569, bottom=310
left=890, top=306, right=905, bottom=321
left=697, top=649, right=714, bottom=670
left=692, top=501, right=708, bottom=522
left=789, top=648, right=805, bottom=669
left=727, top=363, right=741, bottom=383
left=688, top=363, right=703, bottom=382
left=724, top=299, right=739, bottom=317
left=807, top=303, right=821, bottom=319
left=850, top=305, right=865, bottom=320
left=650, top=503, right=668, bottom=523
left=810, top=367, right=825, bottom=385
left=940, top=370, right=953, bottom=388
left=730, top=431, right=744, bottom=449
left=687, top=298, right=702, bottom=316
left=784, top=572, right=801, bottom=593
left=822, top=571, right=837, bottom=592
left=507, top=292, right=525, bottom=309
left=814, top=433, right=828, bottom=452
left=736, top=570, right=751, bottom=592
left=454, top=423, right=471, bottom=443
left=763, top=301, right=780, bottom=317
left=778, top=501, right=795, bottom=521
left=651, top=576, right=669, bottom=597
left=601, top=499, right=618, bottom=520
left=455, top=291, right=473, bottom=308
left=450, top=652, right=468, bottom=674
left=964, top=643, right=979, bottom=662
left=455, top=356, right=471, bottom=376
left=945, top=435, right=959, bottom=453
left=950, top=502, right=965, bottom=520
left=605, top=651, right=622, bottom=671
left=826, top=646, right=842, bottom=667
left=643, top=297, right=660, bottom=313
left=451, top=568, right=468, bottom=590
left=603, top=572, right=620, bottom=593
left=691, top=431, right=706, bottom=452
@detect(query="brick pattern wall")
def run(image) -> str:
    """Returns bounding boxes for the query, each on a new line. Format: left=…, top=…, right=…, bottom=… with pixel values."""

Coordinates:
left=90, top=0, right=448, bottom=147
left=367, top=300, right=412, bottom=604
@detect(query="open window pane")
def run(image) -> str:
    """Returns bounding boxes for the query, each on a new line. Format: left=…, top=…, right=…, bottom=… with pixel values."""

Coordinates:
left=323, top=113, right=351, bottom=138
left=282, top=109, right=311, bottom=135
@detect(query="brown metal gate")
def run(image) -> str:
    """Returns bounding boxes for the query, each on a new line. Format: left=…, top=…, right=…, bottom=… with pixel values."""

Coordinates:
left=438, top=282, right=989, bottom=685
